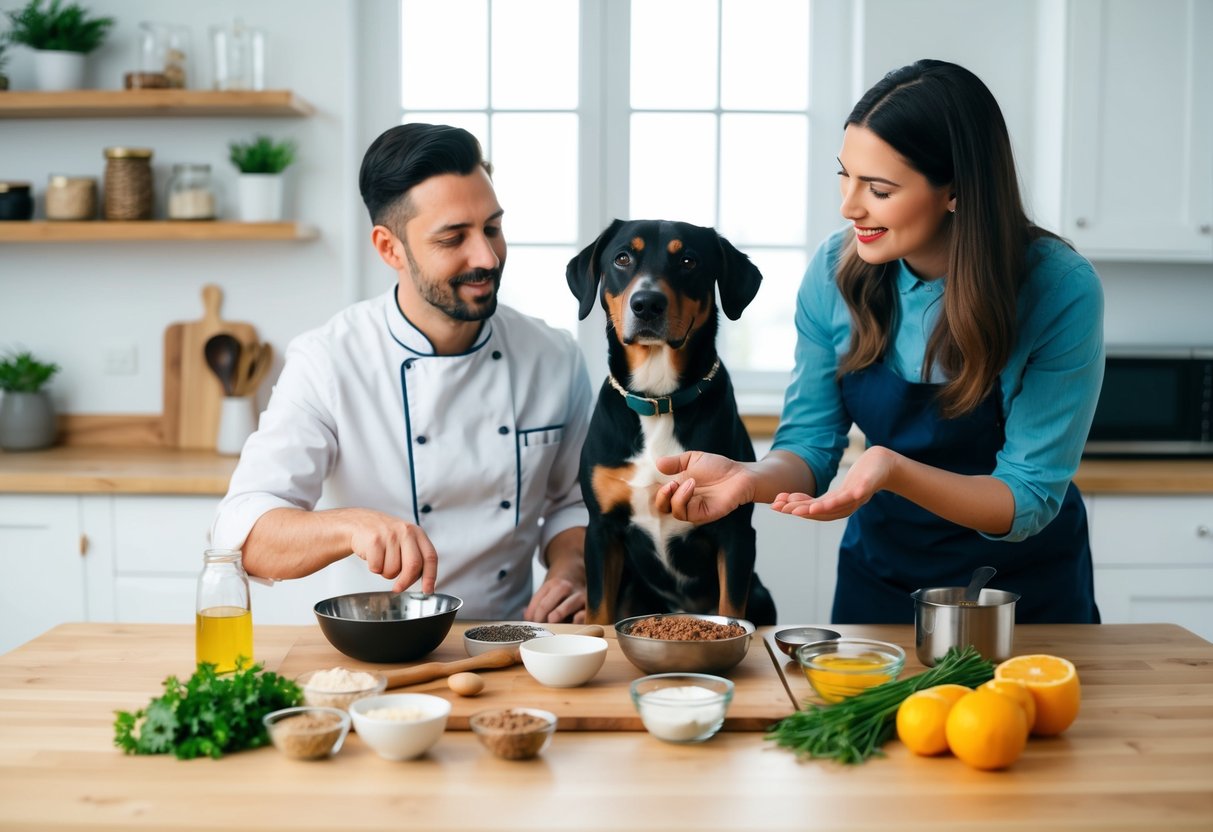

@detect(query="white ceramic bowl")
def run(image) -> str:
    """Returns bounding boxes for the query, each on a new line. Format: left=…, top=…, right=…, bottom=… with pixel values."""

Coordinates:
left=519, top=634, right=608, bottom=688
left=349, top=693, right=451, bottom=760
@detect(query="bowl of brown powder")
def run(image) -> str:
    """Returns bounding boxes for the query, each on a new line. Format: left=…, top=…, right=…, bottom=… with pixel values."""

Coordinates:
left=615, top=613, right=755, bottom=675
left=263, top=706, right=350, bottom=760
left=468, top=707, right=557, bottom=760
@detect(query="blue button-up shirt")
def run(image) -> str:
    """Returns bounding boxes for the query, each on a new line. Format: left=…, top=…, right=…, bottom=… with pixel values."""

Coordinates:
left=772, top=228, right=1104, bottom=542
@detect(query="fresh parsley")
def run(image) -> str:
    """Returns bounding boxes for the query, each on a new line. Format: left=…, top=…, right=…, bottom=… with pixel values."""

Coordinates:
left=114, top=659, right=302, bottom=760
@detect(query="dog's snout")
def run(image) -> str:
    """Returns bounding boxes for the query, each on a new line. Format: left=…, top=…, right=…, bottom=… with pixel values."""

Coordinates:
left=629, top=290, right=667, bottom=321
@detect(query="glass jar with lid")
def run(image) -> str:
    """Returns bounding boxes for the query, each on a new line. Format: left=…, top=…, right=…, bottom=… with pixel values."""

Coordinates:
left=0, top=181, right=34, bottom=221
left=195, top=548, right=252, bottom=673
left=167, top=164, right=217, bottom=220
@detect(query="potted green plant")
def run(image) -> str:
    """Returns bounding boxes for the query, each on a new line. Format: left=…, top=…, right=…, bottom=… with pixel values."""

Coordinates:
left=0, top=350, right=61, bottom=451
left=229, top=135, right=297, bottom=222
left=4, top=0, right=114, bottom=91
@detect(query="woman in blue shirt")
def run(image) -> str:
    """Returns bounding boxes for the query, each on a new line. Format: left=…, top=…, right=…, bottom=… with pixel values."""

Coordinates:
left=655, top=59, right=1103, bottom=624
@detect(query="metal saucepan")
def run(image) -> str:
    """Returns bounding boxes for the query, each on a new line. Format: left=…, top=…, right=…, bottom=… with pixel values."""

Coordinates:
left=911, top=585, right=1020, bottom=667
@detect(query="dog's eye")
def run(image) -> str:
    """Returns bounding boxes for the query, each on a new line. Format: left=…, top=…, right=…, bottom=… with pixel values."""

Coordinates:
left=681, top=256, right=697, bottom=271
left=613, top=252, right=632, bottom=267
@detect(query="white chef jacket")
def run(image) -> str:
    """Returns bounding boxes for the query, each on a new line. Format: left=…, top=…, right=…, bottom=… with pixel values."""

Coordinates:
left=211, top=290, right=592, bottom=619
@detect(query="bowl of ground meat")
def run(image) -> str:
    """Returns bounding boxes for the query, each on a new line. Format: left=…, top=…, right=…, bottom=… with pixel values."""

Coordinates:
left=614, top=613, right=755, bottom=675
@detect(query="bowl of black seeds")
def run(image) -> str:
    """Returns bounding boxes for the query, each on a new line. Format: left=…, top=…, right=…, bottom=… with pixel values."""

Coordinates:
left=463, top=622, right=554, bottom=657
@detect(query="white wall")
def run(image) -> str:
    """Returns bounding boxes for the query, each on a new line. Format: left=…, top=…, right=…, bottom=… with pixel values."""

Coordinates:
left=2, top=0, right=1209, bottom=420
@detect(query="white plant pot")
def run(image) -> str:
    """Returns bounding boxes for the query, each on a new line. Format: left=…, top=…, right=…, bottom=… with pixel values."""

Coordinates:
left=32, top=50, right=87, bottom=91
left=236, top=174, right=285, bottom=222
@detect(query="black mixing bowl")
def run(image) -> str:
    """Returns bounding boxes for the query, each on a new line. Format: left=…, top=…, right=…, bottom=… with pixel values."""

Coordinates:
left=313, top=591, right=463, bottom=663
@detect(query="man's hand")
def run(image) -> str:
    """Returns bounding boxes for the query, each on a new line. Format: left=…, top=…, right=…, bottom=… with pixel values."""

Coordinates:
left=344, top=508, right=440, bottom=594
left=525, top=527, right=587, bottom=624
left=653, top=451, right=755, bottom=524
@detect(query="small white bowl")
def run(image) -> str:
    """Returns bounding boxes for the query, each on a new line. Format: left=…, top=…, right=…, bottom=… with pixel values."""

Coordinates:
left=295, top=668, right=387, bottom=712
left=519, top=633, right=608, bottom=688
left=349, top=693, right=451, bottom=760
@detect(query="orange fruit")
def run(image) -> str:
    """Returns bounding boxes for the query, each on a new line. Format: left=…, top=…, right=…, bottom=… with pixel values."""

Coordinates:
left=945, top=690, right=1028, bottom=770
left=981, top=678, right=1037, bottom=735
left=896, top=690, right=955, bottom=756
left=925, top=683, right=973, bottom=707
left=995, top=654, right=1081, bottom=736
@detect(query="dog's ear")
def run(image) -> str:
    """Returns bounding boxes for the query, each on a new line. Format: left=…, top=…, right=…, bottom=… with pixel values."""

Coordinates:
left=716, top=233, right=763, bottom=320
left=566, top=219, right=625, bottom=321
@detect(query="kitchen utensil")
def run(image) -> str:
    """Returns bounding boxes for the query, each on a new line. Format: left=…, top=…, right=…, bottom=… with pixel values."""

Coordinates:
left=630, top=673, right=734, bottom=743
left=204, top=333, right=242, bottom=396
left=314, top=591, right=463, bottom=664
left=464, top=622, right=554, bottom=657
left=519, top=634, right=609, bottom=688
left=238, top=341, right=273, bottom=397
left=911, top=586, right=1020, bottom=667
left=349, top=693, right=451, bottom=761
left=162, top=284, right=258, bottom=449
left=772, top=626, right=842, bottom=658
left=794, top=638, right=905, bottom=703
left=964, top=565, right=997, bottom=605
left=615, top=613, right=754, bottom=675
left=295, top=669, right=387, bottom=712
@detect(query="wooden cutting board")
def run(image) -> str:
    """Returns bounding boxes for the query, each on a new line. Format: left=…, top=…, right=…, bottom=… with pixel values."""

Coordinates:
left=276, top=622, right=799, bottom=731
left=163, top=284, right=258, bottom=449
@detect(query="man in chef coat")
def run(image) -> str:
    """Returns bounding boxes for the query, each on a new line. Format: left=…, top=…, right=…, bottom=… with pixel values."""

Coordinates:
left=211, top=123, right=591, bottom=623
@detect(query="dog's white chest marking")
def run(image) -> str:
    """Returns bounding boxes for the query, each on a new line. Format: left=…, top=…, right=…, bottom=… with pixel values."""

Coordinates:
left=626, top=350, right=695, bottom=574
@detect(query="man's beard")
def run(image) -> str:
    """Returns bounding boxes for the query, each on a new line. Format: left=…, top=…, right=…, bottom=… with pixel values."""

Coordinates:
left=404, top=244, right=501, bottom=322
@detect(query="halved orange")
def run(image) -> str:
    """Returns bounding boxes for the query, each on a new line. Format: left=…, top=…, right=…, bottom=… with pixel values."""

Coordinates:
left=981, top=678, right=1037, bottom=735
left=995, top=654, right=1081, bottom=736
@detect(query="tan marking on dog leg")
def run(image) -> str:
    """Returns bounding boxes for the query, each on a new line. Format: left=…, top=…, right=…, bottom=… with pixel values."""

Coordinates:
left=591, top=464, right=637, bottom=514
left=630, top=236, right=646, bottom=251
left=667, top=238, right=683, bottom=254
left=589, top=540, right=626, bottom=626
left=716, top=549, right=748, bottom=619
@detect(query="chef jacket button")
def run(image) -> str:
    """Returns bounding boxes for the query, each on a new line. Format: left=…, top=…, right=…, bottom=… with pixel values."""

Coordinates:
left=491, top=350, right=502, bottom=360
left=500, top=500, right=511, bottom=510
left=497, top=569, right=507, bottom=580
left=416, top=435, right=427, bottom=444
left=404, top=358, right=415, bottom=369
left=498, top=426, right=509, bottom=435
left=420, top=504, right=432, bottom=514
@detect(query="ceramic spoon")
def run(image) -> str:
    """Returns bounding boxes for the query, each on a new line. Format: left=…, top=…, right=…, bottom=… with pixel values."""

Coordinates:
left=963, top=565, right=997, bottom=605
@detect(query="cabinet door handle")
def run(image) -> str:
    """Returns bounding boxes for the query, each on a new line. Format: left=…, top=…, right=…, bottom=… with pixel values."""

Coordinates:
left=79, top=533, right=89, bottom=556
left=1197, top=525, right=1210, bottom=539
left=1075, top=217, right=1088, bottom=229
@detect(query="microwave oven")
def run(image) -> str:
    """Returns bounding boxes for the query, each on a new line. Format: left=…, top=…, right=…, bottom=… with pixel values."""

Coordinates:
left=1083, top=348, right=1213, bottom=457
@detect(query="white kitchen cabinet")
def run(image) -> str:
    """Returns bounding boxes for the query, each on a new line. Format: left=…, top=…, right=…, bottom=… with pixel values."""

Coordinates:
left=1050, top=0, right=1213, bottom=262
left=1088, top=494, right=1213, bottom=640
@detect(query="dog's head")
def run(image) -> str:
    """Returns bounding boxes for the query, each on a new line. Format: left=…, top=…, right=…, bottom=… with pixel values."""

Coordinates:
left=566, top=219, right=762, bottom=346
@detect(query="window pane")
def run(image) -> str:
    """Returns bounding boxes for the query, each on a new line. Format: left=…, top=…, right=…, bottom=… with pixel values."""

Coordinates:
left=492, top=0, right=578, bottom=109
left=718, top=248, right=805, bottom=372
left=630, top=113, right=717, bottom=226
left=401, top=0, right=487, bottom=109
left=491, top=114, right=578, bottom=243
left=402, top=112, right=490, bottom=157
left=498, top=245, right=579, bottom=335
left=720, top=0, right=808, bottom=110
left=719, top=114, right=806, bottom=245
left=631, top=0, right=718, bottom=109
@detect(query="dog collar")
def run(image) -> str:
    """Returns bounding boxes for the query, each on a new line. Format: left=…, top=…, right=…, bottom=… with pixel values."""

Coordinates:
left=607, top=359, right=721, bottom=416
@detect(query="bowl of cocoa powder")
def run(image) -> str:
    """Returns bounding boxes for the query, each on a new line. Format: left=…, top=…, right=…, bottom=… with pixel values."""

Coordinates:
left=614, top=613, right=755, bottom=675
left=469, top=707, right=557, bottom=760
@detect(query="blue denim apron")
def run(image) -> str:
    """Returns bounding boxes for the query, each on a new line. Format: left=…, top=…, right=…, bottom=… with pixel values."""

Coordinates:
left=831, top=360, right=1100, bottom=624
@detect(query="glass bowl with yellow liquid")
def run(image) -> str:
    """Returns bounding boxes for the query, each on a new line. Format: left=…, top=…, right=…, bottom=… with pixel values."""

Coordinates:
left=794, top=638, right=905, bottom=703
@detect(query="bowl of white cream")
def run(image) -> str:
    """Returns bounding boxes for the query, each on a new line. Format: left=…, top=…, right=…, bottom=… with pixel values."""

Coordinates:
left=629, top=672, right=734, bottom=743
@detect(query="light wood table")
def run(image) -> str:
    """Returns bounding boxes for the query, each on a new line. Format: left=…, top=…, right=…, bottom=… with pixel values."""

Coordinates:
left=1, top=622, right=1211, bottom=831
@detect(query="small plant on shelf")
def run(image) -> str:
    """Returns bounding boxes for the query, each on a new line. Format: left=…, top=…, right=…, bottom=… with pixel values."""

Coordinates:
left=0, top=349, right=60, bottom=393
left=4, top=0, right=114, bottom=53
left=229, top=135, right=298, bottom=175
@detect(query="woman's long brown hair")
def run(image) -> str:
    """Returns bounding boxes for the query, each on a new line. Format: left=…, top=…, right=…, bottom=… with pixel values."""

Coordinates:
left=836, top=60, right=1062, bottom=418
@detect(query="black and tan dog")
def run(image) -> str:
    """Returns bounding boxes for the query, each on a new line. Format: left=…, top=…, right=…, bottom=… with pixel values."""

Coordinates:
left=566, top=219, right=777, bottom=627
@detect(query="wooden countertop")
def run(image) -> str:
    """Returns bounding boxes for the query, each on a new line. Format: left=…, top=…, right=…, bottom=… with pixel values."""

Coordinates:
left=1, top=622, right=1210, bottom=831
left=1, top=445, right=1210, bottom=495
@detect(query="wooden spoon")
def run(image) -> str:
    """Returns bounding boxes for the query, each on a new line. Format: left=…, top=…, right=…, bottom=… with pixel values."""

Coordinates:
left=203, top=333, right=242, bottom=397
left=383, top=624, right=604, bottom=690
left=241, top=342, right=273, bottom=396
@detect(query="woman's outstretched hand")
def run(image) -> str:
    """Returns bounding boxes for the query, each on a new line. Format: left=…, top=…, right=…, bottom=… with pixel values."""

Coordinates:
left=654, top=451, right=754, bottom=524
left=771, top=445, right=895, bottom=520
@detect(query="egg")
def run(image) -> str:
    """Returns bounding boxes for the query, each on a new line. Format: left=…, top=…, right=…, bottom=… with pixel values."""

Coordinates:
left=448, top=672, right=485, bottom=697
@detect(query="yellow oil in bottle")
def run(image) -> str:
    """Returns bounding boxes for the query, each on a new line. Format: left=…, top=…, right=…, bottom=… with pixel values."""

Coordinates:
left=195, top=605, right=253, bottom=673
left=804, top=651, right=897, bottom=703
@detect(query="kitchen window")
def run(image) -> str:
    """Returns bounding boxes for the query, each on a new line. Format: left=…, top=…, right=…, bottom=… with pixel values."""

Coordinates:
left=397, top=0, right=849, bottom=407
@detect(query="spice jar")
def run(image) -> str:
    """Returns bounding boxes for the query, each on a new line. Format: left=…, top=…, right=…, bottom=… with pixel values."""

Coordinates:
left=45, top=176, right=98, bottom=221
left=135, top=22, right=190, bottom=89
left=167, top=164, right=217, bottom=220
left=0, top=181, right=34, bottom=221
left=103, top=147, right=154, bottom=220
left=195, top=548, right=252, bottom=673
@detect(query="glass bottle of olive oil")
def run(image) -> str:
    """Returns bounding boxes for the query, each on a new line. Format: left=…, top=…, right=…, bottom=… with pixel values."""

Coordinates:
left=195, top=548, right=252, bottom=673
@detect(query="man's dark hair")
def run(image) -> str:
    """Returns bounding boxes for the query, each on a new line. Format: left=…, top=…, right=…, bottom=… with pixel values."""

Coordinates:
left=358, top=123, right=491, bottom=229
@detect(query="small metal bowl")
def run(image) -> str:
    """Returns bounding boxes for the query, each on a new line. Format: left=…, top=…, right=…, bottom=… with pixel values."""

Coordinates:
left=772, top=626, right=842, bottom=658
left=313, top=592, right=462, bottom=664
left=463, top=622, right=554, bottom=657
left=615, top=613, right=754, bottom=675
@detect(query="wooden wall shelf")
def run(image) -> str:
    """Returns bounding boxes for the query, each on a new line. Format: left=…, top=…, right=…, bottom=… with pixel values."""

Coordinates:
left=0, top=221, right=319, bottom=242
left=0, top=90, right=314, bottom=119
